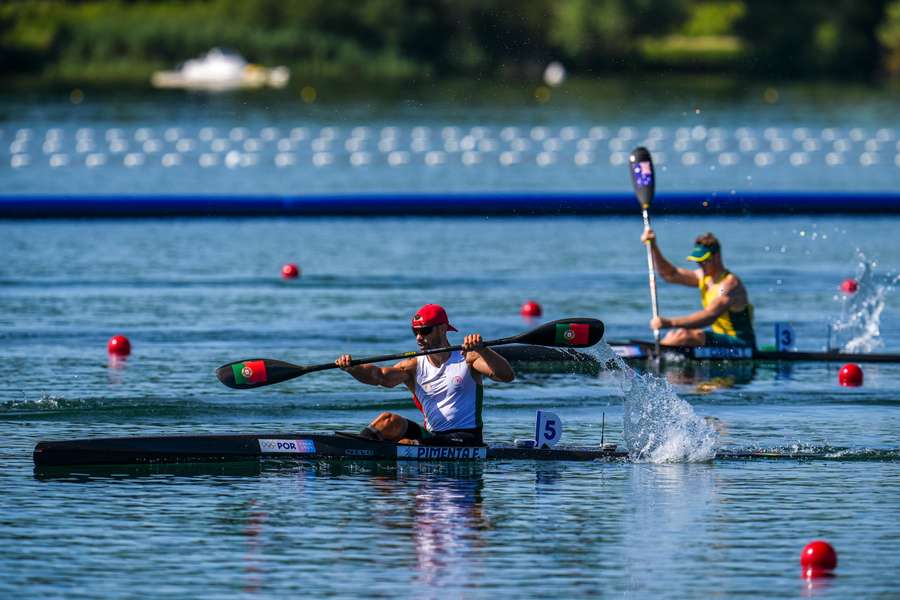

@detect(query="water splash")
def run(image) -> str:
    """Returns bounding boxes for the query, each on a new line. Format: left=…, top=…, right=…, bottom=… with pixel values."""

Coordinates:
left=831, top=252, right=900, bottom=353
left=594, top=344, right=718, bottom=463
left=0, top=394, right=66, bottom=411
left=718, top=444, right=900, bottom=462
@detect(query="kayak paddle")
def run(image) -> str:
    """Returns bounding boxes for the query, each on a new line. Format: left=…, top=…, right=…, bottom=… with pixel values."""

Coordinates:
left=217, top=317, right=605, bottom=390
left=629, top=146, right=661, bottom=354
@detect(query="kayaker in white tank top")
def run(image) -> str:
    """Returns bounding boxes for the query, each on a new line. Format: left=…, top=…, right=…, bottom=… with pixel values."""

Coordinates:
left=335, top=303, right=514, bottom=445
left=413, top=350, right=481, bottom=432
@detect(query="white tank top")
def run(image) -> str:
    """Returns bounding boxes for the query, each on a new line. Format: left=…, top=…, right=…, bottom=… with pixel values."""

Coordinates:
left=413, top=351, right=482, bottom=432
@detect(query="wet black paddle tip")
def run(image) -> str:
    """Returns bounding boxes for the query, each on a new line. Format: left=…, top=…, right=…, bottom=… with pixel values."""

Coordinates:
left=628, top=146, right=655, bottom=209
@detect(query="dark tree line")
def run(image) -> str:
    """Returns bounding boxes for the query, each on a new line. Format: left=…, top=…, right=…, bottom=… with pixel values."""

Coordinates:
left=2, top=0, right=899, bottom=84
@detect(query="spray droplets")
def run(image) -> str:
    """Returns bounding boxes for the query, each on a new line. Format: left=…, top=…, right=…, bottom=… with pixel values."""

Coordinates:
left=594, top=344, right=719, bottom=463
left=832, top=252, right=900, bottom=353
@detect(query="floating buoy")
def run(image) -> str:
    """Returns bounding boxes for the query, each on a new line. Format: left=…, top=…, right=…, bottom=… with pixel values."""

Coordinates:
left=281, top=263, right=300, bottom=279
left=800, top=540, right=837, bottom=577
left=838, top=363, right=863, bottom=387
left=107, top=335, right=131, bottom=356
left=520, top=300, right=542, bottom=318
left=840, top=278, right=858, bottom=294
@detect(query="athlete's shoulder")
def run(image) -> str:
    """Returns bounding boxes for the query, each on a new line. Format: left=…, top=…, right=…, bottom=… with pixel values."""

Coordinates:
left=722, top=271, right=745, bottom=290
left=394, top=356, right=419, bottom=371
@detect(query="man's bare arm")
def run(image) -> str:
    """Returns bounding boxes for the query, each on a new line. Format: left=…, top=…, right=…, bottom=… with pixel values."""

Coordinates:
left=335, top=356, right=416, bottom=388
left=462, top=333, right=515, bottom=383
left=660, top=290, right=734, bottom=330
left=468, top=348, right=515, bottom=382
left=642, top=228, right=700, bottom=287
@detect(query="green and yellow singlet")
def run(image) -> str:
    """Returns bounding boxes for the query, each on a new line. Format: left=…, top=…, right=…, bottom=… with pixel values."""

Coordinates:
left=699, top=271, right=755, bottom=345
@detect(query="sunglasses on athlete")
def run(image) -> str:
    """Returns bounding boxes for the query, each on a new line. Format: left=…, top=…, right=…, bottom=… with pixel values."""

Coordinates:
left=412, top=325, right=435, bottom=336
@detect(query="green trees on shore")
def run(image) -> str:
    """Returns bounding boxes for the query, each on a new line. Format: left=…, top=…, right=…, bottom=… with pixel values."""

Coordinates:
left=2, top=0, right=900, bottom=86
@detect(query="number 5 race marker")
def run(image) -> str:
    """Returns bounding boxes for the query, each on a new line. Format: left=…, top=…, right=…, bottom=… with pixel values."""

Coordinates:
left=535, top=410, right=563, bottom=449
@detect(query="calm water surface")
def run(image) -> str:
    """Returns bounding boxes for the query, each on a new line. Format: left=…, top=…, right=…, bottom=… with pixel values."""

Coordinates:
left=1, top=216, right=899, bottom=598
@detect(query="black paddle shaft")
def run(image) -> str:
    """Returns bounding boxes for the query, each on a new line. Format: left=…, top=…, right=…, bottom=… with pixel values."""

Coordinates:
left=629, top=146, right=661, bottom=350
left=217, top=317, right=605, bottom=389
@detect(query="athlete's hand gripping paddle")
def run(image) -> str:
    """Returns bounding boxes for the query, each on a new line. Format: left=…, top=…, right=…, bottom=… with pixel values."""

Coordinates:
left=217, top=317, right=605, bottom=390
left=629, top=146, right=661, bottom=353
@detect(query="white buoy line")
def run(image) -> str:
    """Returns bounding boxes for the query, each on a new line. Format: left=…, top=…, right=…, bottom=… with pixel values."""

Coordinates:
left=5, top=126, right=899, bottom=169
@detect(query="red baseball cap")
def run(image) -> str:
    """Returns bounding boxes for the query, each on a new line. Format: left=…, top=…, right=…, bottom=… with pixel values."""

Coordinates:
left=411, top=304, right=458, bottom=331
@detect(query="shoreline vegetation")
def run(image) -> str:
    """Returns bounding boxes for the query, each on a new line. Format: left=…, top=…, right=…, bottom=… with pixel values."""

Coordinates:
left=2, top=0, right=900, bottom=89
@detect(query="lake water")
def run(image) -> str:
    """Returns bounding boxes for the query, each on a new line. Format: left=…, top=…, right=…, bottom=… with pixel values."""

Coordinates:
left=1, top=214, right=899, bottom=598
left=3, top=82, right=900, bottom=596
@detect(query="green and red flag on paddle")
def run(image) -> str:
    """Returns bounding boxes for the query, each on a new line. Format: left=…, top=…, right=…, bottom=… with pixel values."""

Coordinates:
left=232, top=360, right=268, bottom=385
left=555, top=323, right=590, bottom=345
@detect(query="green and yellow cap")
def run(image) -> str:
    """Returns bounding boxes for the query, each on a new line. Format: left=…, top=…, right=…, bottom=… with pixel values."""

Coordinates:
left=687, top=241, right=719, bottom=263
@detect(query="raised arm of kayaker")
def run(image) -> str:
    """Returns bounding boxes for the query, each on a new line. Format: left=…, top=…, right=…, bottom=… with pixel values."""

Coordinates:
left=641, top=227, right=699, bottom=287
left=335, top=355, right=416, bottom=388
left=462, top=333, right=515, bottom=383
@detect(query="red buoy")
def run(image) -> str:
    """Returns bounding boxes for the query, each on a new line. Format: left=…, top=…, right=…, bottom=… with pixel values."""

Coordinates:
left=520, top=300, right=543, bottom=318
left=281, top=263, right=300, bottom=279
left=840, top=278, right=858, bottom=294
left=838, top=363, right=863, bottom=387
left=107, top=335, right=131, bottom=356
left=800, top=540, right=837, bottom=576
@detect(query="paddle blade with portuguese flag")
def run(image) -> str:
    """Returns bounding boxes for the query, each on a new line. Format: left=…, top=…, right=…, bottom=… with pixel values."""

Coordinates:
left=512, top=318, right=605, bottom=348
left=555, top=323, right=591, bottom=345
left=216, top=359, right=307, bottom=389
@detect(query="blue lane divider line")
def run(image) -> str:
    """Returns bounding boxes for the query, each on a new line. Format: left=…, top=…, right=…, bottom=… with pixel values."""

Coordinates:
left=1, top=192, right=898, bottom=218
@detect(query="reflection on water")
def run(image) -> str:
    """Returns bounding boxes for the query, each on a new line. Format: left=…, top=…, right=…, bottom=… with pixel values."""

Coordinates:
left=623, top=464, right=717, bottom=594
left=399, top=465, right=488, bottom=585
left=801, top=570, right=836, bottom=598
left=241, top=499, right=268, bottom=595
left=657, top=360, right=756, bottom=392
left=309, top=462, right=490, bottom=588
